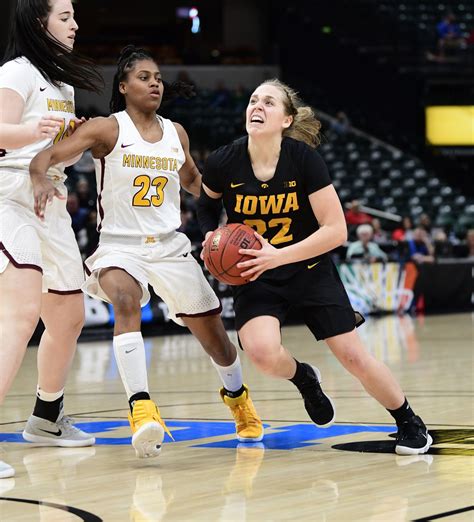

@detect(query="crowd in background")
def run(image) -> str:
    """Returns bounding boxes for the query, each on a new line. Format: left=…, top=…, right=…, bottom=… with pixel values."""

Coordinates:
left=64, top=83, right=474, bottom=268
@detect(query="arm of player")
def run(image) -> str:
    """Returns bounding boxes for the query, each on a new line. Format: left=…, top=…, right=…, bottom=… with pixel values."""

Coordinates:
left=174, top=122, right=201, bottom=197
left=30, top=117, right=113, bottom=219
left=238, top=185, right=347, bottom=280
left=63, top=116, right=87, bottom=166
left=0, top=88, right=65, bottom=149
left=196, top=183, right=224, bottom=259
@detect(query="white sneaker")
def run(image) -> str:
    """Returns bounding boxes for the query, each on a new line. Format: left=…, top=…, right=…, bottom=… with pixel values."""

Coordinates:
left=22, top=412, right=95, bottom=447
left=0, top=460, right=15, bottom=479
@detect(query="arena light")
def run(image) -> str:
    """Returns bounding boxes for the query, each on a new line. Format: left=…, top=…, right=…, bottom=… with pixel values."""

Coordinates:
left=426, top=106, right=474, bottom=146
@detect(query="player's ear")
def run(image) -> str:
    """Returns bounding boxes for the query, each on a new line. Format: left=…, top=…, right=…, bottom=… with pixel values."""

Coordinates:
left=119, top=82, right=126, bottom=95
left=282, top=115, right=293, bottom=129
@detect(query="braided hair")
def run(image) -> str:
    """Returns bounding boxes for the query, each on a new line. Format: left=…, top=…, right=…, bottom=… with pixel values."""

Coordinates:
left=109, top=45, right=195, bottom=113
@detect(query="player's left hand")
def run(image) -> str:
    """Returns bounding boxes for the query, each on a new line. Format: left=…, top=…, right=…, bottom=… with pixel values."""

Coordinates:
left=65, top=117, right=87, bottom=137
left=237, top=232, right=282, bottom=281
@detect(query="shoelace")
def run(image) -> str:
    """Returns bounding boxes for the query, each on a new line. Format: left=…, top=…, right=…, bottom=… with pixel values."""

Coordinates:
left=57, top=416, right=75, bottom=429
left=134, top=407, right=174, bottom=441
left=233, top=404, right=260, bottom=428
left=299, top=380, right=325, bottom=403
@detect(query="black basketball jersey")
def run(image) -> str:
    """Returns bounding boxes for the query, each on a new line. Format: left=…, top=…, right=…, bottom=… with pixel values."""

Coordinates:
left=203, top=136, right=333, bottom=280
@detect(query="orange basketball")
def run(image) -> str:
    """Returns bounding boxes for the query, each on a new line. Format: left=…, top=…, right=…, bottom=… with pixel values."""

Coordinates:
left=203, top=223, right=261, bottom=285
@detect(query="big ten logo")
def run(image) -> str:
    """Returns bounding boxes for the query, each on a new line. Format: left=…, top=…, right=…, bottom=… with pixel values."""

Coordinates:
left=284, top=180, right=297, bottom=188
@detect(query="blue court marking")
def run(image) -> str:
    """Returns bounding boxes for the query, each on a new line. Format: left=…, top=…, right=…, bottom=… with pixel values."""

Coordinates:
left=194, top=424, right=394, bottom=450
left=0, top=420, right=393, bottom=450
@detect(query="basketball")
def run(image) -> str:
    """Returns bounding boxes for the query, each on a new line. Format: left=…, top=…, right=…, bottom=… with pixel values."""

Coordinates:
left=203, top=223, right=262, bottom=285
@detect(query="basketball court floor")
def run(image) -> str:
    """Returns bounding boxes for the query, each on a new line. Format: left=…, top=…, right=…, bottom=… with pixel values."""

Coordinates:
left=1, top=313, right=473, bottom=521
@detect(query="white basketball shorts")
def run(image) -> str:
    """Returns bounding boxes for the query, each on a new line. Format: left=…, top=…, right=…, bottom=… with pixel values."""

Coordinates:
left=0, top=171, right=84, bottom=293
left=83, top=231, right=221, bottom=326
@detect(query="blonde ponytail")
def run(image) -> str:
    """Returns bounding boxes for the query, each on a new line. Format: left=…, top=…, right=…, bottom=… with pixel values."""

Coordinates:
left=261, top=79, right=322, bottom=148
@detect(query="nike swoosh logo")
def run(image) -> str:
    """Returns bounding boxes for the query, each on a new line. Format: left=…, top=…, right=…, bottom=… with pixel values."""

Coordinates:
left=307, top=261, right=320, bottom=270
left=121, top=143, right=134, bottom=148
left=230, top=182, right=245, bottom=188
left=125, top=348, right=137, bottom=354
left=40, top=87, right=47, bottom=92
left=40, top=428, right=62, bottom=436
left=182, top=253, right=189, bottom=257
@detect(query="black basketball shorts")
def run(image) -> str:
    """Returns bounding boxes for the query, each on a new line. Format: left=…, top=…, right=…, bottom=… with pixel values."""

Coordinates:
left=233, top=256, right=365, bottom=341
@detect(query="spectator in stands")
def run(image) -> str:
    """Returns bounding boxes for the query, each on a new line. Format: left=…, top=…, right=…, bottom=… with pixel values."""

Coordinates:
left=392, top=216, right=414, bottom=242
left=371, top=218, right=388, bottom=244
left=210, top=80, right=231, bottom=109
left=66, top=192, right=90, bottom=238
left=344, top=200, right=372, bottom=226
left=468, top=229, right=474, bottom=259
left=176, top=70, right=196, bottom=90
left=436, top=12, right=465, bottom=56
left=346, top=224, right=388, bottom=263
left=233, top=84, right=250, bottom=112
left=458, top=229, right=474, bottom=259
left=75, top=177, right=95, bottom=210
left=330, top=111, right=351, bottom=136
left=418, top=213, right=433, bottom=238
left=84, top=209, right=99, bottom=258
left=408, top=227, right=435, bottom=264
left=433, top=230, right=453, bottom=259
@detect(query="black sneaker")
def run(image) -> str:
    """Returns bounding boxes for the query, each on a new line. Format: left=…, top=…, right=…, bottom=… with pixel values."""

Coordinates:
left=298, top=364, right=336, bottom=428
left=395, top=415, right=433, bottom=455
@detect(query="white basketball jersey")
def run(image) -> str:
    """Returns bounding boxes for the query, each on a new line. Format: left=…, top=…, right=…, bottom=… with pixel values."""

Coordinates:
left=0, top=57, right=75, bottom=180
left=94, top=111, right=186, bottom=237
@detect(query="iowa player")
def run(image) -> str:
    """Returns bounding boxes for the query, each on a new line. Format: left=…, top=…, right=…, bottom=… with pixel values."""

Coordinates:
left=0, top=0, right=102, bottom=479
left=30, top=46, right=262, bottom=459
left=198, top=79, right=432, bottom=455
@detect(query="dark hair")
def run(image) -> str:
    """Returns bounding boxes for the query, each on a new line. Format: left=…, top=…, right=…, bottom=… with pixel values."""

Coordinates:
left=2, top=0, right=102, bottom=92
left=110, top=45, right=195, bottom=113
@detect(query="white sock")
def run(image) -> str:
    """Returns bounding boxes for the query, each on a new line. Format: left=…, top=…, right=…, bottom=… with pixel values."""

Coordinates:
left=36, top=387, right=64, bottom=402
left=211, top=354, right=244, bottom=393
left=113, top=332, right=149, bottom=400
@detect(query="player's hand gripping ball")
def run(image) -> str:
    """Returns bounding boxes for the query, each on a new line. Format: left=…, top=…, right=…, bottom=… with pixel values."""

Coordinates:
left=203, top=223, right=262, bottom=285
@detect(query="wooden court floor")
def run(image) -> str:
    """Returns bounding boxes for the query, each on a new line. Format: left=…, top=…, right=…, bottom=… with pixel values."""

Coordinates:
left=1, top=313, right=473, bottom=521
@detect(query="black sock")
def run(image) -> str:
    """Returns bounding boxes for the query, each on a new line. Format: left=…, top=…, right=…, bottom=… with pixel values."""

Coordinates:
left=129, top=391, right=151, bottom=412
left=289, top=359, right=310, bottom=389
left=387, top=398, right=415, bottom=426
left=223, top=385, right=246, bottom=399
left=33, top=395, right=63, bottom=423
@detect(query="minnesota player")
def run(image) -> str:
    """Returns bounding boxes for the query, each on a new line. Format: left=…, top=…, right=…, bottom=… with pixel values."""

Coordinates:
left=0, top=0, right=102, bottom=478
left=29, top=46, right=262, bottom=459
left=197, top=79, right=432, bottom=455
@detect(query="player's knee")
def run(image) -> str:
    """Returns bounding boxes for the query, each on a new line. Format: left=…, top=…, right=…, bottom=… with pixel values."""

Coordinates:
left=68, top=307, right=85, bottom=336
left=244, top=342, right=279, bottom=373
left=112, top=291, right=141, bottom=318
left=16, top=302, right=41, bottom=339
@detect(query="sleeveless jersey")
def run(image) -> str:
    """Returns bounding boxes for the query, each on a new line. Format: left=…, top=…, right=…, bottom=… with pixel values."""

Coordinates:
left=94, top=111, right=186, bottom=237
left=0, top=57, right=75, bottom=180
